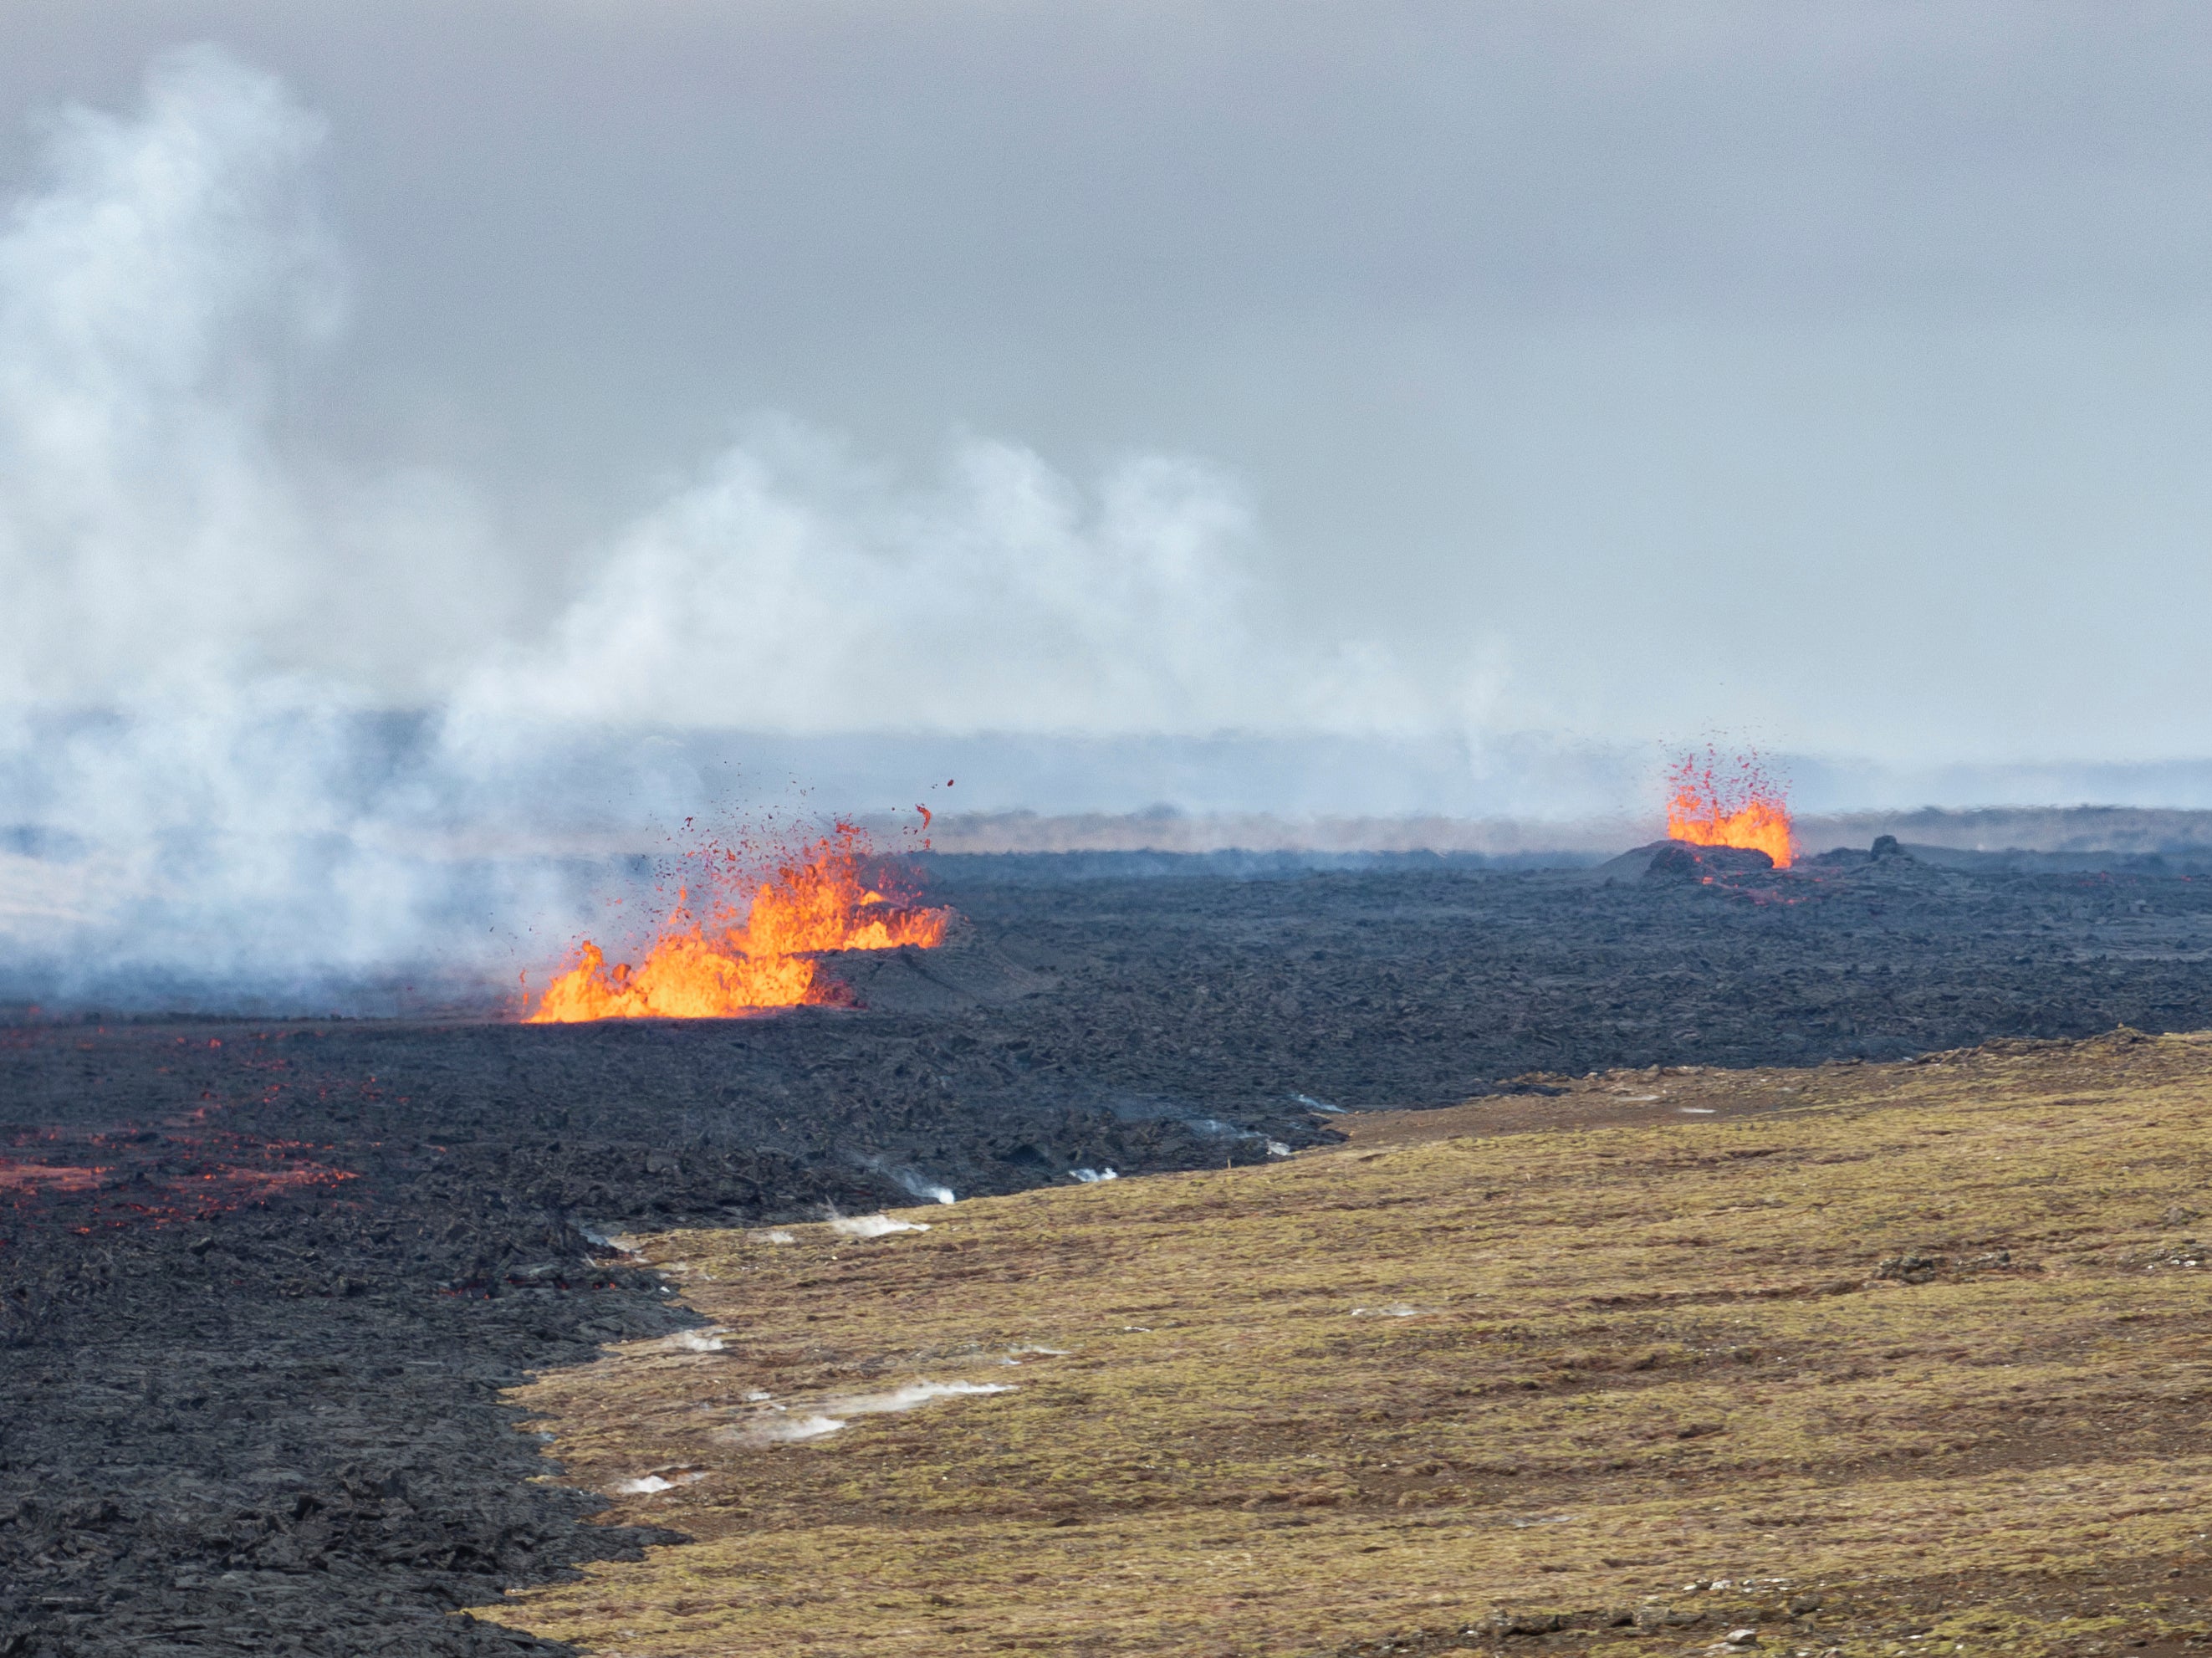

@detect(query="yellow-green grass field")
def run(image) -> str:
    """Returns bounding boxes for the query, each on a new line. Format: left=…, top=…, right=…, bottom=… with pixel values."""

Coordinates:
left=478, top=1031, right=2212, bottom=1657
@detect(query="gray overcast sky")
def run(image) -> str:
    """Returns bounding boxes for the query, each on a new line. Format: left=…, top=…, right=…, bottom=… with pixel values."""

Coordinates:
left=8, top=2, right=2212, bottom=770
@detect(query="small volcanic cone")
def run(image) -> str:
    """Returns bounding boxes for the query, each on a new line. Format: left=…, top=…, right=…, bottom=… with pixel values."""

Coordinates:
left=525, top=820, right=951, bottom=1023
left=1665, top=746, right=1793, bottom=869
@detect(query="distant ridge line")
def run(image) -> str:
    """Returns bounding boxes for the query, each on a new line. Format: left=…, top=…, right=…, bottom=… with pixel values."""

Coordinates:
left=882, top=806, right=2212, bottom=858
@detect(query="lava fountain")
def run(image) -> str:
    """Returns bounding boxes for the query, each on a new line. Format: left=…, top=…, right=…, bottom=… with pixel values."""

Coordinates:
left=1665, top=747, right=1794, bottom=868
left=525, top=820, right=952, bottom=1022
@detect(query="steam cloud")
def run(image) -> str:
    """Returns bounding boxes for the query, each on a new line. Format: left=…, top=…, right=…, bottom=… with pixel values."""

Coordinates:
left=457, top=429, right=1416, bottom=737
left=6, top=46, right=2204, bottom=1009
left=2, top=48, right=1412, bottom=730
left=0, top=49, right=1430, bottom=1006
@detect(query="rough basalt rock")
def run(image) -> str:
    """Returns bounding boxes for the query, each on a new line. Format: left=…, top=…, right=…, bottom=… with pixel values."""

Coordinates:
left=11, top=849, right=2212, bottom=1652
left=1641, top=841, right=1776, bottom=882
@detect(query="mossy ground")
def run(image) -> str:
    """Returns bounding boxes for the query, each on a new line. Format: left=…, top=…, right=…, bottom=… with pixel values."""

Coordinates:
left=479, top=1031, right=2212, bottom=1656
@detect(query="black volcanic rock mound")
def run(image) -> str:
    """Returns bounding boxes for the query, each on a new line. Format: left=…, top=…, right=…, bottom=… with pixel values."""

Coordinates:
left=1804, top=833, right=1918, bottom=868
left=1641, top=840, right=1775, bottom=881
left=820, top=927, right=1054, bottom=1016
left=1585, top=837, right=1776, bottom=883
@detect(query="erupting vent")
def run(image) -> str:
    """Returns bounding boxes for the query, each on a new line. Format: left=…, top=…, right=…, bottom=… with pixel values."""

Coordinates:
left=525, top=821, right=951, bottom=1022
left=1666, top=747, right=1794, bottom=868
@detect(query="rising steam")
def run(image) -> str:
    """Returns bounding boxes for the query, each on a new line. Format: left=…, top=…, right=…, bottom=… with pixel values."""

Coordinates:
left=0, top=48, right=1445, bottom=1006
left=2, top=48, right=1413, bottom=732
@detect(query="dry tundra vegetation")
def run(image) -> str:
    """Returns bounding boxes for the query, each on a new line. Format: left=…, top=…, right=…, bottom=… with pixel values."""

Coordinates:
left=478, top=1031, right=2212, bottom=1657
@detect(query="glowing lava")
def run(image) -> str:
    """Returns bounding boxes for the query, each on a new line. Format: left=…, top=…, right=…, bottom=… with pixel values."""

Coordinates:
left=525, top=821, right=951, bottom=1023
left=1665, top=748, right=1794, bottom=869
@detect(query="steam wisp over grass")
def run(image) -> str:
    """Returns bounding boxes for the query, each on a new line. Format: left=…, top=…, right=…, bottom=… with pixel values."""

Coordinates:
left=827, top=1212, right=932, bottom=1239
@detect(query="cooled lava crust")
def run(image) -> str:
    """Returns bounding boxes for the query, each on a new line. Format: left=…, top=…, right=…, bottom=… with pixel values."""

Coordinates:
left=8, top=844, right=2212, bottom=1655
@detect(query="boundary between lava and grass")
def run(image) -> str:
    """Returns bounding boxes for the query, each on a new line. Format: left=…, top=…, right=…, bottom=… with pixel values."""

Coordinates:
left=478, top=1029, right=2212, bottom=1658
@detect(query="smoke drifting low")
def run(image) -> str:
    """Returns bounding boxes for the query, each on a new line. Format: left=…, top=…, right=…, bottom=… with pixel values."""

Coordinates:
left=0, top=49, right=1441, bottom=1006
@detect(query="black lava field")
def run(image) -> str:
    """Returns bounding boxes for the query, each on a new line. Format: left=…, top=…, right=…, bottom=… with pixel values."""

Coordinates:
left=8, top=842, right=2212, bottom=1655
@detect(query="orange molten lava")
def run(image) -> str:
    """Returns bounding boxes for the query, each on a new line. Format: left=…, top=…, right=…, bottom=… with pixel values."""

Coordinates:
left=1665, top=748, right=1794, bottom=869
left=525, top=821, right=951, bottom=1022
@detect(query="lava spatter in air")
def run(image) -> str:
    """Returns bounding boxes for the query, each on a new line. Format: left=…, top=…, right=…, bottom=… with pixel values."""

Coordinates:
left=525, top=819, right=952, bottom=1022
left=1665, top=746, right=1794, bottom=868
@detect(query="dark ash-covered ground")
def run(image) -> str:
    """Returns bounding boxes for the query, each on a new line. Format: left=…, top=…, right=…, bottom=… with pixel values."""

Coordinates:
left=8, top=841, right=2212, bottom=1655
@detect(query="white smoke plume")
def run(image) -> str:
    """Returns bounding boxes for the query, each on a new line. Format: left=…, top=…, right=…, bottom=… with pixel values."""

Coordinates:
left=1, top=48, right=1416, bottom=734
left=0, top=48, right=322, bottom=702
left=468, top=432, right=1249, bottom=733
left=889, top=1169, right=958, bottom=1205
left=0, top=49, right=539, bottom=1002
left=443, top=421, right=1424, bottom=740
left=0, top=49, right=1460, bottom=1005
